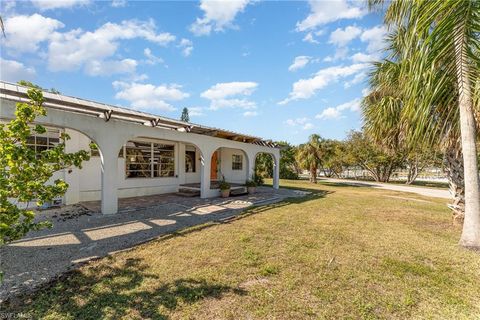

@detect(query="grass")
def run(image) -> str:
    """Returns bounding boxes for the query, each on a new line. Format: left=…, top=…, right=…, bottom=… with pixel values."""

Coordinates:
left=5, top=180, right=480, bottom=319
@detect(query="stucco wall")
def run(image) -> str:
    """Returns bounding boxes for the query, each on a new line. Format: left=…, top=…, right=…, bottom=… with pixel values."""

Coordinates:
left=1, top=96, right=280, bottom=213
left=66, top=134, right=250, bottom=201
left=69, top=133, right=189, bottom=201
left=219, top=147, right=248, bottom=184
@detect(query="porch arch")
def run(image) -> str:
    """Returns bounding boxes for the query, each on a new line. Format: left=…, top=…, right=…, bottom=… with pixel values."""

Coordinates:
left=252, top=151, right=280, bottom=189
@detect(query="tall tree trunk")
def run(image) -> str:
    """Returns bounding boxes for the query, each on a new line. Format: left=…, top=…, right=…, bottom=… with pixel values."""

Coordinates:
left=310, top=166, right=317, bottom=183
left=454, top=26, right=480, bottom=248
left=406, top=158, right=420, bottom=185
left=444, top=146, right=465, bottom=223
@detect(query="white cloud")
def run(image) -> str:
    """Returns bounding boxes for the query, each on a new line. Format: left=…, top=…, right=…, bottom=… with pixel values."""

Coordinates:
left=316, top=107, right=341, bottom=119
left=0, top=58, right=36, bottom=82
left=302, top=29, right=325, bottom=44
left=201, top=81, right=257, bottom=100
left=48, top=19, right=175, bottom=75
left=323, top=47, right=349, bottom=62
left=243, top=111, right=258, bottom=117
left=351, top=52, right=379, bottom=63
left=84, top=59, right=137, bottom=76
left=201, top=81, right=258, bottom=110
left=188, top=107, right=205, bottom=117
left=190, top=0, right=253, bottom=36
left=296, top=0, right=366, bottom=32
left=111, top=0, right=127, bottom=7
left=4, top=14, right=64, bottom=53
left=315, top=98, right=361, bottom=120
left=360, top=25, right=387, bottom=53
left=303, top=123, right=314, bottom=130
left=343, top=71, right=367, bottom=88
left=144, top=48, right=163, bottom=65
left=112, top=81, right=189, bottom=112
left=328, top=25, right=362, bottom=47
left=285, top=117, right=314, bottom=130
left=31, top=0, right=90, bottom=11
left=288, top=56, right=311, bottom=72
left=303, top=32, right=319, bottom=44
left=178, top=38, right=193, bottom=57
left=325, top=25, right=362, bottom=62
left=279, top=63, right=369, bottom=104
left=131, top=73, right=149, bottom=82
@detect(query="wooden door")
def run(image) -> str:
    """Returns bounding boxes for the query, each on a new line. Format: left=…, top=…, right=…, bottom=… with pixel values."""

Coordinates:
left=210, top=151, right=218, bottom=180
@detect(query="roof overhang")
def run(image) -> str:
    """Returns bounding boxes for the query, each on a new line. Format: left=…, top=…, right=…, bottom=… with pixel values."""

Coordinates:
left=0, top=81, right=278, bottom=148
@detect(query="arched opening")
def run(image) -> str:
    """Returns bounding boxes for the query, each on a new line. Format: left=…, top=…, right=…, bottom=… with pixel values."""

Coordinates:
left=210, top=147, right=249, bottom=185
left=254, top=152, right=280, bottom=189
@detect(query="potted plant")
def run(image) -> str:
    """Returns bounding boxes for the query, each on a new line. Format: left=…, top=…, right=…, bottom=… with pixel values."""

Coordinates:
left=219, top=178, right=231, bottom=198
left=245, top=179, right=257, bottom=194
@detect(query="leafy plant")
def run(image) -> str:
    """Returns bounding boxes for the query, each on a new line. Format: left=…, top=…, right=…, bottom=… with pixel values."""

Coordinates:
left=253, top=172, right=264, bottom=186
left=245, top=179, right=257, bottom=188
left=0, top=86, right=90, bottom=249
left=219, top=177, right=230, bottom=190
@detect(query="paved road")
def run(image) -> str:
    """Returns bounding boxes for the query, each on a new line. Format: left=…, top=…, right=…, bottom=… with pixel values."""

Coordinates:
left=321, top=178, right=450, bottom=199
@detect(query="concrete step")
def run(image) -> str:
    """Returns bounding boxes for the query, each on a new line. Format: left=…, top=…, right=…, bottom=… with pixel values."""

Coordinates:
left=177, top=188, right=200, bottom=197
left=230, top=187, right=248, bottom=196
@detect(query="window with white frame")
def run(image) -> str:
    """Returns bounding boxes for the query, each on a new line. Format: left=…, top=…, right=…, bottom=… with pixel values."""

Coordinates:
left=125, top=140, right=175, bottom=178
left=232, top=154, right=243, bottom=170
left=26, top=127, right=62, bottom=156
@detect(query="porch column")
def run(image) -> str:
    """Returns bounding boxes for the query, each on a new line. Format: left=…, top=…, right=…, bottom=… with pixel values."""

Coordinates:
left=200, top=147, right=213, bottom=198
left=100, top=146, right=119, bottom=214
left=247, top=151, right=256, bottom=180
left=273, top=153, right=280, bottom=189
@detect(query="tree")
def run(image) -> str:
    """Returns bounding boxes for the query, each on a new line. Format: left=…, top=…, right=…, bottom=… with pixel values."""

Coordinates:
left=370, top=0, right=480, bottom=248
left=278, top=142, right=299, bottom=179
left=180, top=107, right=190, bottom=122
left=296, top=134, right=323, bottom=183
left=254, top=142, right=298, bottom=180
left=0, top=86, right=90, bottom=249
left=255, top=153, right=273, bottom=178
left=344, top=131, right=403, bottom=182
left=321, top=140, right=348, bottom=178
left=17, top=81, right=61, bottom=94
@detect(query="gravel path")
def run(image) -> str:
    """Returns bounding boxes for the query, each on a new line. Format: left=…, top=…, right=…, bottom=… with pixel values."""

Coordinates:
left=0, top=187, right=308, bottom=303
left=322, top=178, right=450, bottom=199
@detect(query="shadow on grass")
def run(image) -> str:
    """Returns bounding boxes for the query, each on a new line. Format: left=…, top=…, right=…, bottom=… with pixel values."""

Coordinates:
left=6, top=258, right=246, bottom=319
left=317, top=181, right=374, bottom=188
left=3, top=187, right=332, bottom=316
left=274, top=179, right=372, bottom=189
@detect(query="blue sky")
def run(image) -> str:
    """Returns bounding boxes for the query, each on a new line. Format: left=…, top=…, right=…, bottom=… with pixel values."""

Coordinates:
left=0, top=0, right=386, bottom=145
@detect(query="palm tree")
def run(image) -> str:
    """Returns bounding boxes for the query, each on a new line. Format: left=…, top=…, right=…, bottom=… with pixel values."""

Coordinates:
left=296, top=134, right=322, bottom=183
left=369, top=0, right=480, bottom=248
left=363, top=54, right=465, bottom=218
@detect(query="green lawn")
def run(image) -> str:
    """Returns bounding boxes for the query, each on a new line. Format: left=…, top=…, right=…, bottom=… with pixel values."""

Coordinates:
left=6, top=180, right=480, bottom=319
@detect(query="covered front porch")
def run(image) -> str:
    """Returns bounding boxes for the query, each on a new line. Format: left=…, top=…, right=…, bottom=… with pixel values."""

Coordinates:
left=0, top=81, right=281, bottom=215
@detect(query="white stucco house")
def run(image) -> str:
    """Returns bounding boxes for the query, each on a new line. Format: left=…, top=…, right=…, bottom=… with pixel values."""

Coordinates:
left=0, top=81, right=280, bottom=215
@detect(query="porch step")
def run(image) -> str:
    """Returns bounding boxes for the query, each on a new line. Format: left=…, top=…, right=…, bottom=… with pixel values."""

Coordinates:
left=230, top=187, right=248, bottom=196
left=177, top=188, right=200, bottom=197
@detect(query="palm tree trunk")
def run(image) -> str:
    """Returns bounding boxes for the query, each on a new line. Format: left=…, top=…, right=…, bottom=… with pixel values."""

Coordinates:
left=444, top=146, right=465, bottom=223
left=454, top=26, right=480, bottom=248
